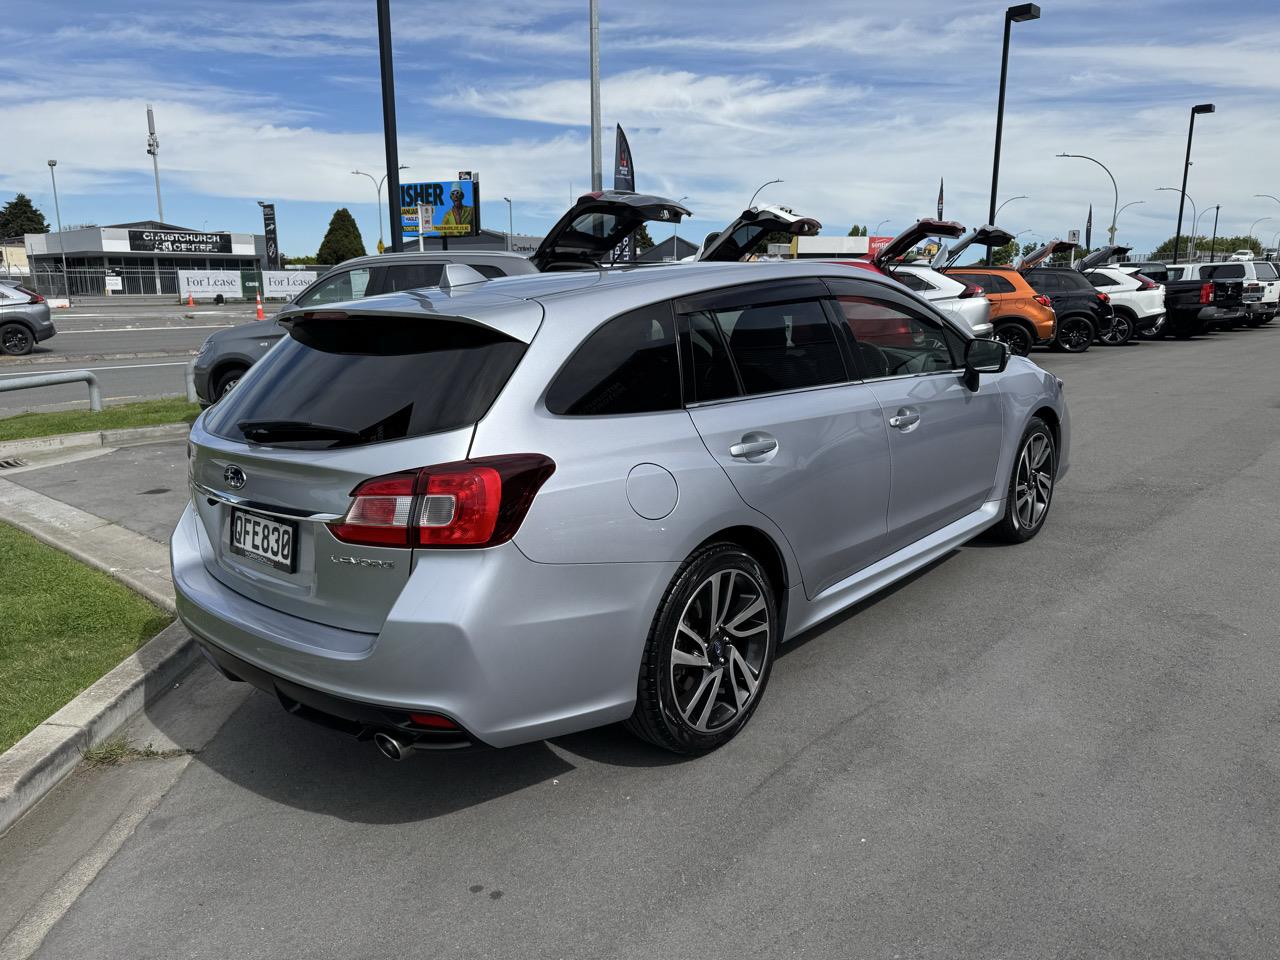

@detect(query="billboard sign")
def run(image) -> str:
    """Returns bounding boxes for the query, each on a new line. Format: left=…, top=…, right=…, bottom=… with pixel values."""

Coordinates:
left=261, top=203, right=281, bottom=269
left=130, top=230, right=232, bottom=254
left=178, top=270, right=242, bottom=299
left=867, top=235, right=894, bottom=259
left=263, top=270, right=317, bottom=299
left=400, top=178, right=480, bottom=238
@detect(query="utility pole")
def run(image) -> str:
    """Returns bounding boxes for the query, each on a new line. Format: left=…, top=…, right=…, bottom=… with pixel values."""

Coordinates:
left=589, top=0, right=602, bottom=192
left=1209, top=205, right=1220, bottom=258
left=146, top=104, right=164, bottom=222
left=47, top=160, right=71, bottom=304
left=376, top=0, right=403, bottom=251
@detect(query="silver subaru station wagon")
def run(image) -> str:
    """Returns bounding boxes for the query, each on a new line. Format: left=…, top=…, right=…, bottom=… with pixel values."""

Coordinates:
left=173, top=259, right=1069, bottom=758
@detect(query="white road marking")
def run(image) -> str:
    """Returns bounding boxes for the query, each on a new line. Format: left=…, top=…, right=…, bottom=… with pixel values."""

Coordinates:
left=58, top=324, right=231, bottom=334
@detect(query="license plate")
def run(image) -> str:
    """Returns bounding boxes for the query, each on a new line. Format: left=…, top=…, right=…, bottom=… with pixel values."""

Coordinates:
left=229, top=508, right=298, bottom=573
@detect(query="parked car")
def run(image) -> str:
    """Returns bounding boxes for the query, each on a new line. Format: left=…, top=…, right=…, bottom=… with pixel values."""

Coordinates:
left=1164, top=264, right=1249, bottom=333
left=1186, top=260, right=1278, bottom=326
left=192, top=191, right=694, bottom=404
left=1077, top=246, right=1165, bottom=345
left=1229, top=249, right=1255, bottom=261
left=1018, top=241, right=1114, bottom=352
left=939, top=226, right=1056, bottom=356
left=173, top=260, right=1069, bottom=758
left=826, top=219, right=993, bottom=338
left=0, top=282, right=55, bottom=356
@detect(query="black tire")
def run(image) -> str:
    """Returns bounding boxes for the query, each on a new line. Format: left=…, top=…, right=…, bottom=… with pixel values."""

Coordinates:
left=212, top=366, right=246, bottom=401
left=0, top=323, right=34, bottom=356
left=993, top=321, right=1034, bottom=357
left=987, top=417, right=1057, bottom=544
left=627, top=543, right=778, bottom=755
left=1099, top=311, right=1134, bottom=346
left=1050, top=315, right=1094, bottom=353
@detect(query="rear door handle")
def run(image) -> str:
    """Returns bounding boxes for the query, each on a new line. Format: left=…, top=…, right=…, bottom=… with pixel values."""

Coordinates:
left=889, top=408, right=921, bottom=430
left=729, top=437, right=778, bottom=458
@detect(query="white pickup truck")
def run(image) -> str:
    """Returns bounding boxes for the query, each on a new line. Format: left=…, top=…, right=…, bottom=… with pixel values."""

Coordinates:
left=1192, top=261, right=1278, bottom=326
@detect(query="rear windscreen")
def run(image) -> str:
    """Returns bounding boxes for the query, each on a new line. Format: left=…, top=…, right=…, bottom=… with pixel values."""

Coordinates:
left=204, top=315, right=526, bottom=448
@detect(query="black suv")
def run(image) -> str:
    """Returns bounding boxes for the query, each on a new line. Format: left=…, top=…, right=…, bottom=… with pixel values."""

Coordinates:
left=1018, top=240, right=1114, bottom=353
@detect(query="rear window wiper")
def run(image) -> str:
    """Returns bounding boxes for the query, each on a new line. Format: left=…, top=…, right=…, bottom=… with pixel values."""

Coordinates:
left=237, top=419, right=364, bottom=444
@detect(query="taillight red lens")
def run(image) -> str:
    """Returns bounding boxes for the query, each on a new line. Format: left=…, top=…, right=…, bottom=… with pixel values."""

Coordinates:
left=958, top=282, right=984, bottom=299
left=329, top=455, right=555, bottom=549
left=408, top=712, right=458, bottom=729
left=1033, top=294, right=1052, bottom=307
left=1200, top=282, right=1213, bottom=305
left=1135, top=275, right=1156, bottom=291
left=1096, top=292, right=1110, bottom=303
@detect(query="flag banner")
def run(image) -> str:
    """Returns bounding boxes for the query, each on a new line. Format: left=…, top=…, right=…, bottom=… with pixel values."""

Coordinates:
left=1085, top=204, right=1093, bottom=250
left=937, top=178, right=944, bottom=219
left=261, top=203, right=281, bottom=270
left=614, top=125, right=635, bottom=193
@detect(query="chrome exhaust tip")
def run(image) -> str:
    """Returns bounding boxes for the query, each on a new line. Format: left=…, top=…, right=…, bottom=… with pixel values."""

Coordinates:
left=373, top=731, right=413, bottom=762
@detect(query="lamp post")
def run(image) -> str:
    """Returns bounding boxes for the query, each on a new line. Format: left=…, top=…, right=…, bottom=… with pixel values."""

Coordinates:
left=1115, top=199, right=1144, bottom=237
left=502, top=197, right=513, bottom=251
left=874, top=218, right=890, bottom=236
left=993, top=194, right=1028, bottom=222
left=748, top=179, right=783, bottom=208
left=1209, top=204, right=1221, bottom=257
left=673, top=195, right=689, bottom=254
left=1172, top=103, right=1215, bottom=265
left=1157, top=186, right=1196, bottom=261
left=145, top=104, right=164, bottom=223
left=375, top=0, right=404, bottom=250
left=46, top=160, right=70, bottom=303
left=1056, top=153, right=1118, bottom=246
left=351, top=165, right=409, bottom=250
left=588, top=0, right=602, bottom=191
left=1248, top=217, right=1272, bottom=253
left=986, top=3, right=1041, bottom=263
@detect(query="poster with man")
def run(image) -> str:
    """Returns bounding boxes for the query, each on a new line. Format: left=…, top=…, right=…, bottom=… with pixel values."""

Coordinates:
left=401, top=175, right=480, bottom=238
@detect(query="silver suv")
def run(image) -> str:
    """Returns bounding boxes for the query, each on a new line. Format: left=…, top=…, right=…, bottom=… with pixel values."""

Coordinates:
left=173, top=261, right=1070, bottom=757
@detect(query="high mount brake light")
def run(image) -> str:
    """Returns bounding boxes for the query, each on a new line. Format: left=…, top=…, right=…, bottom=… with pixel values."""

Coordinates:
left=329, top=455, right=556, bottom=549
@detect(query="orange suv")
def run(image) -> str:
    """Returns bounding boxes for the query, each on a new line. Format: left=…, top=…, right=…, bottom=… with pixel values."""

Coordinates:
left=944, top=265, right=1056, bottom=356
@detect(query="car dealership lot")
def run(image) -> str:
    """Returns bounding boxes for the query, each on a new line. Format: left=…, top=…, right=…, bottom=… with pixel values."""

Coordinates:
left=2, top=326, right=1277, bottom=958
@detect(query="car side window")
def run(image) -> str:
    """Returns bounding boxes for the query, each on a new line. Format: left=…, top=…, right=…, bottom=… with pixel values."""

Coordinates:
left=545, top=302, right=681, bottom=416
left=471, top=264, right=509, bottom=279
left=1203, top=263, right=1244, bottom=279
left=831, top=296, right=959, bottom=378
left=380, top=263, right=445, bottom=293
left=690, top=298, right=846, bottom=397
left=1086, top=272, right=1117, bottom=286
left=679, top=309, right=741, bottom=403
left=294, top=268, right=372, bottom=307
left=893, top=272, right=932, bottom=292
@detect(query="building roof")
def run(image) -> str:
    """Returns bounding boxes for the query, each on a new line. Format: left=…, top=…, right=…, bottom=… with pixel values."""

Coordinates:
left=103, top=220, right=202, bottom=231
left=637, top=235, right=698, bottom=262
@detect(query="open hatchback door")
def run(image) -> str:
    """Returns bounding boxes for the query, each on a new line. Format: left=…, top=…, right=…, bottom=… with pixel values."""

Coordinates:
left=529, top=191, right=692, bottom=271
left=872, top=218, right=966, bottom=272
left=1074, top=245, right=1132, bottom=271
left=696, top=204, right=822, bottom=262
left=1016, top=239, right=1079, bottom=273
left=932, top=224, right=1016, bottom=269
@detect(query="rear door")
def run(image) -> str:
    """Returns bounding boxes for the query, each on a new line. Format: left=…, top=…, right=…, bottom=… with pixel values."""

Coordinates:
left=530, top=191, right=692, bottom=270
left=679, top=279, right=892, bottom=597
left=697, top=205, right=822, bottom=262
left=825, top=278, right=1004, bottom=554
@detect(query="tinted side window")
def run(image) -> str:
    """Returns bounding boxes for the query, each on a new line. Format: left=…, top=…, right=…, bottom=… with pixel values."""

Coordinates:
left=380, top=263, right=445, bottom=293
left=295, top=268, right=372, bottom=306
left=471, top=264, right=510, bottom=279
left=679, top=310, right=740, bottom=403
left=545, top=303, right=681, bottom=416
left=1204, top=263, right=1244, bottom=279
left=953, top=272, right=1014, bottom=294
left=893, top=272, right=932, bottom=292
left=702, top=299, right=846, bottom=395
left=1255, top=262, right=1278, bottom=280
left=1026, top=272, right=1058, bottom=293
left=1086, top=272, right=1118, bottom=286
left=833, top=296, right=958, bottom=378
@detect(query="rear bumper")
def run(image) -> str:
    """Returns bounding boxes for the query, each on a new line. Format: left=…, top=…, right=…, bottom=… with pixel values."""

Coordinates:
left=171, top=503, right=678, bottom=748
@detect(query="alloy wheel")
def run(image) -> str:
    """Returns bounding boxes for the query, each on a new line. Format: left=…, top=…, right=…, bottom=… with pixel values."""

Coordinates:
left=669, top=568, right=771, bottom=734
left=1, top=325, right=33, bottom=356
left=1057, top=317, right=1092, bottom=352
left=994, top=324, right=1033, bottom=356
left=1100, top=315, right=1132, bottom=345
left=1014, top=431, right=1054, bottom=531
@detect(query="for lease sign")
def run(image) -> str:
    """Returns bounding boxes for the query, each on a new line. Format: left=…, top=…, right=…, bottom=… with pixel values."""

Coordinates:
left=178, top=270, right=242, bottom=298
left=263, top=271, right=317, bottom=299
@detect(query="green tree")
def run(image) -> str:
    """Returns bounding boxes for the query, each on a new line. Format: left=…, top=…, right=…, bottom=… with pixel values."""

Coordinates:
left=990, top=238, right=1019, bottom=265
left=282, top=254, right=319, bottom=265
left=1150, top=234, right=1260, bottom=260
left=316, top=208, right=366, bottom=264
left=0, top=193, right=49, bottom=237
left=847, top=224, right=868, bottom=237
left=633, top=223, right=655, bottom=252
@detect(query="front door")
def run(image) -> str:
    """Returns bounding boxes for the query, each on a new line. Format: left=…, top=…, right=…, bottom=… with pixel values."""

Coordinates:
left=678, top=280, right=892, bottom=598
left=825, top=279, right=1005, bottom=555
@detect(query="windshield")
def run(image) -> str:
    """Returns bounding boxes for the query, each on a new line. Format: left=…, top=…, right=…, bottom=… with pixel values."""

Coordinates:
left=204, top=316, right=525, bottom=448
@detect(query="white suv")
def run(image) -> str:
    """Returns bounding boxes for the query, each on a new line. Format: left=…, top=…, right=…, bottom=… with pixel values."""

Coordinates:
left=1077, top=246, right=1166, bottom=344
left=1189, top=261, right=1278, bottom=326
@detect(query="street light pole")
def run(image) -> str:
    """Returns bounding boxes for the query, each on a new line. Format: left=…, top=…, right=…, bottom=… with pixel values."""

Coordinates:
left=1157, top=186, right=1196, bottom=261
left=352, top=165, right=407, bottom=251
left=1173, top=103, right=1215, bottom=264
left=145, top=104, right=164, bottom=223
left=986, top=3, right=1041, bottom=264
left=46, top=160, right=70, bottom=304
left=1115, top=199, right=1144, bottom=237
left=588, top=0, right=602, bottom=192
left=375, top=0, right=403, bottom=251
left=748, top=178, right=783, bottom=208
left=1209, top=204, right=1220, bottom=257
left=1056, top=153, right=1118, bottom=246
left=993, top=194, right=1028, bottom=222
left=1248, top=217, right=1272, bottom=252
left=874, top=218, right=890, bottom=236
left=503, top=197, right=513, bottom=251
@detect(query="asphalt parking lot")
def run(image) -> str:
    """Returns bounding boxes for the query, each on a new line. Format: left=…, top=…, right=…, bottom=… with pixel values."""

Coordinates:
left=3, top=326, right=1279, bottom=959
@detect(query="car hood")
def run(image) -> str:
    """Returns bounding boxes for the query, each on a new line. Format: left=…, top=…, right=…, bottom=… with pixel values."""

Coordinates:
left=1016, top=239, right=1078, bottom=273
left=873, top=218, right=966, bottom=267
left=934, top=224, right=1016, bottom=268
left=696, top=204, right=822, bottom=262
left=1075, top=244, right=1132, bottom=271
left=529, top=191, right=691, bottom=271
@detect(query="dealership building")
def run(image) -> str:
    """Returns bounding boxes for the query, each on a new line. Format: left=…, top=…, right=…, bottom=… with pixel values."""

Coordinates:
left=24, top=221, right=266, bottom=296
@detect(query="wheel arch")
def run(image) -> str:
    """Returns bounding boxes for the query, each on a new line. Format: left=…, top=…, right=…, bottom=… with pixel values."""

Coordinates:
left=692, top=525, right=792, bottom=634
left=995, top=315, right=1038, bottom=337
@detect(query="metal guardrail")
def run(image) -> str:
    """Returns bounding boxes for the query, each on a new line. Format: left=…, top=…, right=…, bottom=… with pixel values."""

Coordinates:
left=0, top=369, right=102, bottom=411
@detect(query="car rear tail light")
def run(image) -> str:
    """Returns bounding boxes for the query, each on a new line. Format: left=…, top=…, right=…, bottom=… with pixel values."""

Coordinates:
left=958, top=282, right=984, bottom=299
left=329, top=454, right=555, bottom=549
left=1199, top=282, right=1214, bottom=304
left=1033, top=294, right=1052, bottom=307
left=18, top=287, right=46, bottom=304
left=408, top=712, right=458, bottom=730
left=1134, top=275, right=1157, bottom=291
left=1096, top=292, right=1110, bottom=303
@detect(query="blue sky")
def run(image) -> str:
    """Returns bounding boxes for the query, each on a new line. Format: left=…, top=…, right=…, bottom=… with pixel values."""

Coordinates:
left=4, top=0, right=1280, bottom=257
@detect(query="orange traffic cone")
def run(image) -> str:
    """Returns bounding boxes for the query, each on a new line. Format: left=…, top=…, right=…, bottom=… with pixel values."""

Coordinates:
left=186, top=292, right=195, bottom=307
left=255, top=291, right=265, bottom=320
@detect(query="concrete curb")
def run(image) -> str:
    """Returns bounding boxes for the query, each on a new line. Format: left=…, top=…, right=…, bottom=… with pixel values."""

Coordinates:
left=0, top=422, right=191, bottom=459
left=0, top=623, right=199, bottom=837
left=0, top=479, right=196, bottom=836
left=0, top=349, right=197, bottom=367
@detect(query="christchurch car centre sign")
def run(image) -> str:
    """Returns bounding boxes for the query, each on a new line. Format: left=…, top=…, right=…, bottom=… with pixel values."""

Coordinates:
left=130, top=230, right=233, bottom=254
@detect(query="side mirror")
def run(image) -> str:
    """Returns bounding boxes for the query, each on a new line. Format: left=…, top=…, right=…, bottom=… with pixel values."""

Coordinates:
left=962, top=338, right=1008, bottom=391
